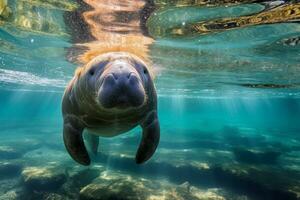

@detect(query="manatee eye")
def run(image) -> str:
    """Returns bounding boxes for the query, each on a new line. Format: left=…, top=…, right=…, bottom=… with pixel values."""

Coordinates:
left=89, top=61, right=108, bottom=76
left=143, top=68, right=147, bottom=74
left=89, top=69, right=95, bottom=76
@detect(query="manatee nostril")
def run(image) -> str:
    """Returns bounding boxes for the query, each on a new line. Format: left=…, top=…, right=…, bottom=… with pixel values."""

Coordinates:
left=128, top=73, right=139, bottom=85
left=103, top=74, right=117, bottom=86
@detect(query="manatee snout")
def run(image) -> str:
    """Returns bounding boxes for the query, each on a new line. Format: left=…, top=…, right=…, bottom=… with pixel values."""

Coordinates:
left=98, top=62, right=145, bottom=109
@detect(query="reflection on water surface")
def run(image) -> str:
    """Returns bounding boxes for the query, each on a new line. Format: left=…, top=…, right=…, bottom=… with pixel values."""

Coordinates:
left=0, top=0, right=299, bottom=97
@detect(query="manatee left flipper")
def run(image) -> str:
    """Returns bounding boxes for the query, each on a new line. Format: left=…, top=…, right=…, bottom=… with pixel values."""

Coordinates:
left=63, top=117, right=90, bottom=166
left=136, top=111, right=160, bottom=164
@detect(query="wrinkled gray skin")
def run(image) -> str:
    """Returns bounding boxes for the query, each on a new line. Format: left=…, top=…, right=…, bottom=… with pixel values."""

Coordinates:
left=62, top=52, right=159, bottom=165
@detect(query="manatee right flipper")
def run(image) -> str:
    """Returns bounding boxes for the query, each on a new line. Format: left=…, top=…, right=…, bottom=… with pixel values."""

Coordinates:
left=136, top=111, right=160, bottom=164
left=63, top=117, right=90, bottom=166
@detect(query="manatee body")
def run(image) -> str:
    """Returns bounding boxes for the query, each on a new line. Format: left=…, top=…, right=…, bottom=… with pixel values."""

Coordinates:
left=62, top=52, right=160, bottom=165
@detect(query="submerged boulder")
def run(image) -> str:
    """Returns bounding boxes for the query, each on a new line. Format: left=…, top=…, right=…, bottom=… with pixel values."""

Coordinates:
left=43, top=193, right=65, bottom=200
left=233, top=147, right=281, bottom=164
left=12, top=139, right=42, bottom=152
left=0, top=139, right=42, bottom=160
left=0, top=189, right=18, bottom=200
left=21, top=166, right=67, bottom=192
left=0, top=146, right=23, bottom=160
left=0, top=161, right=22, bottom=178
left=167, top=181, right=225, bottom=200
left=80, top=171, right=225, bottom=200
left=61, top=165, right=103, bottom=199
left=67, top=165, right=102, bottom=187
left=0, top=176, right=23, bottom=200
left=80, top=177, right=150, bottom=200
left=17, top=190, right=68, bottom=200
left=281, top=36, right=300, bottom=46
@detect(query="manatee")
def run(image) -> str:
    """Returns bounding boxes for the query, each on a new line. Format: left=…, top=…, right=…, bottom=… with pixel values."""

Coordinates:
left=62, top=52, right=160, bottom=165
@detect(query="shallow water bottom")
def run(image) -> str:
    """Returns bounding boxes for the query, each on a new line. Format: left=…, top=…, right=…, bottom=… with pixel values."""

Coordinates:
left=0, top=121, right=299, bottom=200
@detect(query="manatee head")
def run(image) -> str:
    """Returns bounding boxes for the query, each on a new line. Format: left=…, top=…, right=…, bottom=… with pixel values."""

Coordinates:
left=80, top=52, right=152, bottom=112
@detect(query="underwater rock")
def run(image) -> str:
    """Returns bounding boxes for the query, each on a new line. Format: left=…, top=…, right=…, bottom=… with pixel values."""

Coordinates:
left=1, top=138, right=43, bottom=157
left=220, top=126, right=247, bottom=145
left=281, top=36, right=300, bottom=46
left=0, top=161, right=22, bottom=178
left=214, top=164, right=300, bottom=200
left=0, top=177, right=20, bottom=198
left=233, top=147, right=281, bottom=164
left=67, top=165, right=102, bottom=187
left=80, top=177, right=149, bottom=200
left=80, top=170, right=226, bottom=200
left=21, top=166, right=67, bottom=192
left=221, top=126, right=244, bottom=144
left=78, top=150, right=298, bottom=199
left=0, top=189, right=18, bottom=200
left=79, top=171, right=157, bottom=200
left=0, top=146, right=23, bottom=159
left=43, top=193, right=65, bottom=200
left=17, top=190, right=68, bottom=200
left=0, top=176, right=28, bottom=200
left=238, top=83, right=294, bottom=89
left=171, top=181, right=225, bottom=200
left=60, top=165, right=103, bottom=199
left=16, top=138, right=42, bottom=151
left=220, top=126, right=270, bottom=148
left=0, top=139, right=42, bottom=160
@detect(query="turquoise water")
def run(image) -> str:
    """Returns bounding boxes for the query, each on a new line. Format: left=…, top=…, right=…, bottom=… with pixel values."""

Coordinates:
left=0, top=0, right=300, bottom=199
